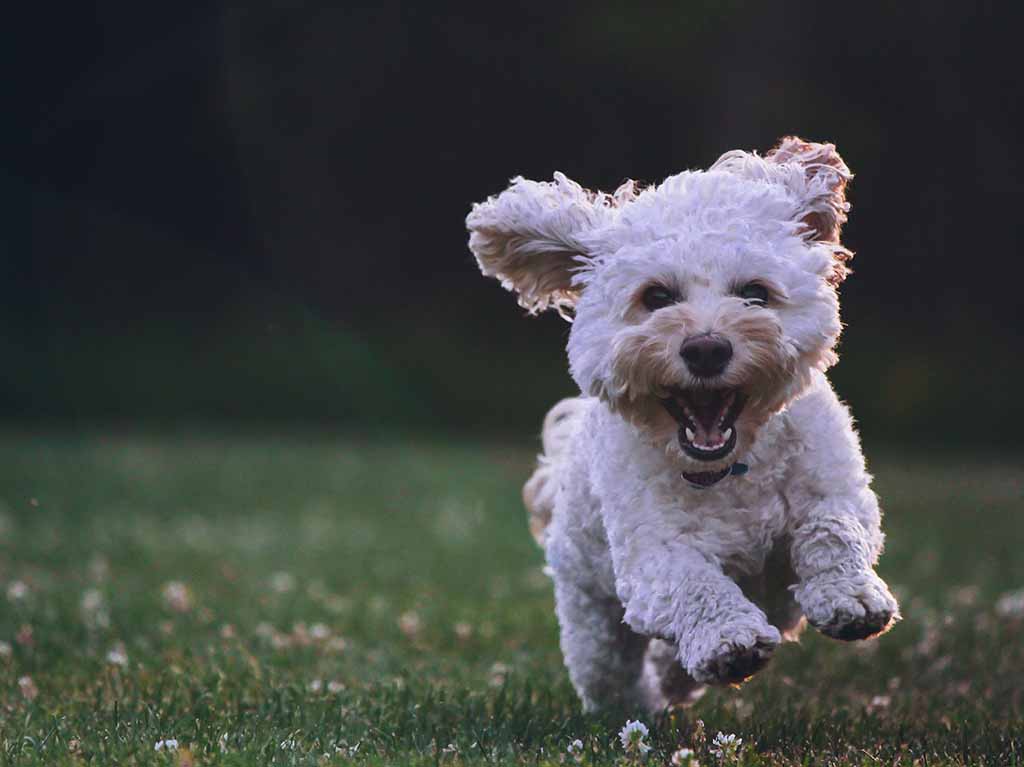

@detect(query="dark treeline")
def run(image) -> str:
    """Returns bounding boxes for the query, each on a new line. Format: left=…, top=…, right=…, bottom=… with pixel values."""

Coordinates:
left=5, top=2, right=1022, bottom=441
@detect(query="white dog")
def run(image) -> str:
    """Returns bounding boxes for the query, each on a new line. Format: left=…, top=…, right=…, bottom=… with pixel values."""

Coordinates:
left=466, top=137, right=899, bottom=713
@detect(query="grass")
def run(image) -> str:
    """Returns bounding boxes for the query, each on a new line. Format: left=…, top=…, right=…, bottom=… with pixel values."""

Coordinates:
left=0, top=432, right=1023, bottom=765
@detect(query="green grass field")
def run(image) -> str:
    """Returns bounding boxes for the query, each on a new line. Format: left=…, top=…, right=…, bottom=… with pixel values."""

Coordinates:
left=1, top=433, right=1023, bottom=765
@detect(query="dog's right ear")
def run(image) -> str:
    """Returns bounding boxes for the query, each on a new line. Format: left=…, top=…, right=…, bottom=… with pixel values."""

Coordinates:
left=467, top=173, right=619, bottom=317
left=765, top=136, right=852, bottom=246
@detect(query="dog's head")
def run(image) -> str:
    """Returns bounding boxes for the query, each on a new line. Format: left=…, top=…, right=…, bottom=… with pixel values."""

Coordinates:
left=468, top=137, right=852, bottom=481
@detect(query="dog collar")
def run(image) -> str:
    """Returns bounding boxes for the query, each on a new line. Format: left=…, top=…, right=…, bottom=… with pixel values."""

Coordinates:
left=683, top=462, right=748, bottom=489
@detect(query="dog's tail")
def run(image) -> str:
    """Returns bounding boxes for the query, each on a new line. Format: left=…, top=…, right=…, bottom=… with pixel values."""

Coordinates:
left=522, top=397, right=586, bottom=546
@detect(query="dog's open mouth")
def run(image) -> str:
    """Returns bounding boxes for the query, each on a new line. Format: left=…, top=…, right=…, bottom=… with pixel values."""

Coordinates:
left=662, top=387, right=747, bottom=462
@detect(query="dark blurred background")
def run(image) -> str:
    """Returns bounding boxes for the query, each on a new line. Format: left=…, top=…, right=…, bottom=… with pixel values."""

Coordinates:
left=4, top=2, right=1021, bottom=445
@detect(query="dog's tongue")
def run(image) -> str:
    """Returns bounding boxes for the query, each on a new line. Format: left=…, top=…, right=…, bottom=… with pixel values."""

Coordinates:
left=684, top=390, right=734, bottom=448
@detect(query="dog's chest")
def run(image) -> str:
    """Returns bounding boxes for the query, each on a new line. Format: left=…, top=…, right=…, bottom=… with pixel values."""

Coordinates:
left=592, top=405, right=806, bottom=575
left=652, top=421, right=802, bottom=574
left=668, top=479, right=789, bottom=574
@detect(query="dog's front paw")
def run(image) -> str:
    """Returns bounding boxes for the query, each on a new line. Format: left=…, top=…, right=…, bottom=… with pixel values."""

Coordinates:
left=688, top=625, right=781, bottom=686
left=795, top=570, right=899, bottom=641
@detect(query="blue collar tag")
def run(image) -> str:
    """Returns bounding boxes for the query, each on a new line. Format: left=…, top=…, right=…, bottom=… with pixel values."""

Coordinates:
left=730, top=462, right=749, bottom=476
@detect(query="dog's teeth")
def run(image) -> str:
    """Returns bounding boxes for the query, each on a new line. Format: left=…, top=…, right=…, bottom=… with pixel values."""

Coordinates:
left=723, top=427, right=733, bottom=440
left=696, top=440, right=722, bottom=451
left=685, top=427, right=696, bottom=443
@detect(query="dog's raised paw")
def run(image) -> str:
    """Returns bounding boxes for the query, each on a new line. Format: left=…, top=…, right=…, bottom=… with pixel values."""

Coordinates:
left=817, top=603, right=897, bottom=641
left=797, top=571, right=900, bottom=642
left=691, top=635, right=777, bottom=686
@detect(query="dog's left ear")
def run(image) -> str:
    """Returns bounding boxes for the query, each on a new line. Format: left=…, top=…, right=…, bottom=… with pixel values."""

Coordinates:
left=467, top=173, right=619, bottom=317
left=765, top=136, right=852, bottom=244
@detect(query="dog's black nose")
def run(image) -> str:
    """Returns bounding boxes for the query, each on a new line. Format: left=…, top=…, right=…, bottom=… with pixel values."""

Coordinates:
left=680, top=335, right=732, bottom=378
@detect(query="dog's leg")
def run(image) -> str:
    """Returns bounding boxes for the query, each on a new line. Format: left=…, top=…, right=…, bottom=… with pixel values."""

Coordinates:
left=790, top=508, right=899, bottom=640
left=640, top=639, right=705, bottom=712
left=552, top=574, right=649, bottom=713
left=784, top=384, right=900, bottom=641
left=611, top=541, right=782, bottom=687
left=547, top=477, right=650, bottom=712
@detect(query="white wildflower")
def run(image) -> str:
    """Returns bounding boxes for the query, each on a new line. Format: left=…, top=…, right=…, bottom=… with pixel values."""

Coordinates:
left=710, top=732, right=742, bottom=761
left=309, top=622, right=330, bottom=641
left=996, top=589, right=1024, bottom=618
left=671, top=747, right=700, bottom=766
left=18, top=675, right=38, bottom=701
left=80, top=589, right=110, bottom=629
left=619, top=720, right=652, bottom=755
left=398, top=611, right=422, bottom=637
left=106, top=644, right=128, bottom=667
left=327, top=680, right=345, bottom=693
left=154, top=739, right=179, bottom=751
left=567, top=738, right=585, bottom=761
left=270, top=572, right=296, bottom=593
left=308, top=679, right=323, bottom=693
left=333, top=741, right=360, bottom=757
left=81, top=589, right=103, bottom=612
left=7, top=580, right=28, bottom=601
left=869, top=694, right=892, bottom=711
left=0, top=640, right=11, bottom=658
left=161, top=581, right=191, bottom=613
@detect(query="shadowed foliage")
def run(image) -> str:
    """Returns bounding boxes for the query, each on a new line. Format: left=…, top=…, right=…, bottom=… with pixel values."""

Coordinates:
left=6, top=2, right=1023, bottom=442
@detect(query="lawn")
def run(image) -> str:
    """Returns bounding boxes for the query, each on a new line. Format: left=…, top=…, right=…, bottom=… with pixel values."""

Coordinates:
left=1, top=432, right=1023, bottom=765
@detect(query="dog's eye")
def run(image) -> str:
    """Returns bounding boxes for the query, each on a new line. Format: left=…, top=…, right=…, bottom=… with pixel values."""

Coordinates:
left=641, top=285, right=678, bottom=312
left=738, top=282, right=770, bottom=306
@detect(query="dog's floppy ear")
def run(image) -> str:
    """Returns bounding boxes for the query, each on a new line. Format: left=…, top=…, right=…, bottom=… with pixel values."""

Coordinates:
left=467, top=173, right=618, bottom=317
left=765, top=136, right=852, bottom=245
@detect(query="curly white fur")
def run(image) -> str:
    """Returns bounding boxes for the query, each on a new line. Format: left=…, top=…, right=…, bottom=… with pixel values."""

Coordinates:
left=468, top=137, right=899, bottom=713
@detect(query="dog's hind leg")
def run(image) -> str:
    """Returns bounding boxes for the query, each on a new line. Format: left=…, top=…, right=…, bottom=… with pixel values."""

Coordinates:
left=737, top=539, right=807, bottom=642
left=552, top=575, right=649, bottom=713
left=639, top=639, right=705, bottom=712
left=542, top=399, right=645, bottom=711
